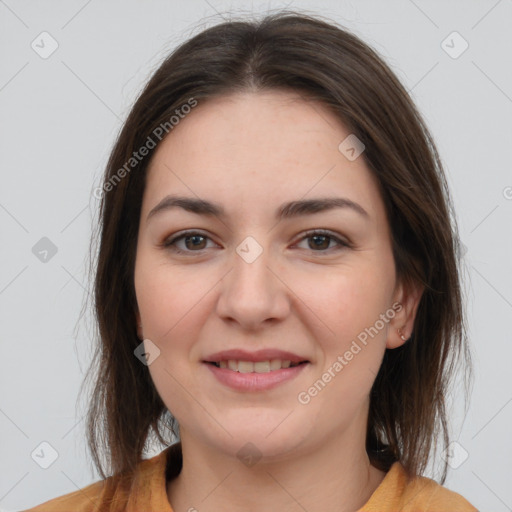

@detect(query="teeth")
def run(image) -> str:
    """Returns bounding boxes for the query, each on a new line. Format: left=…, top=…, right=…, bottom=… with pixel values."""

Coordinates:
left=238, top=361, right=254, bottom=373
left=270, top=359, right=282, bottom=371
left=216, top=359, right=298, bottom=372
left=254, top=361, right=270, bottom=373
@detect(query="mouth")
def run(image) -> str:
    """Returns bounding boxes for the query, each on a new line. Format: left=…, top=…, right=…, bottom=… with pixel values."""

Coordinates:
left=205, top=359, right=309, bottom=373
left=202, top=349, right=310, bottom=390
left=203, top=358, right=310, bottom=391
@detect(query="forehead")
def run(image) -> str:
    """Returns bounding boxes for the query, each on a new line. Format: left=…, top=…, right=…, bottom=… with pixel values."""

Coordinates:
left=143, top=91, right=385, bottom=225
left=150, top=91, right=347, bottom=168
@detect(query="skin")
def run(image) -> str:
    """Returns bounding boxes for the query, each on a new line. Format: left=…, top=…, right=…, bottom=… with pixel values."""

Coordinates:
left=134, top=90, right=423, bottom=512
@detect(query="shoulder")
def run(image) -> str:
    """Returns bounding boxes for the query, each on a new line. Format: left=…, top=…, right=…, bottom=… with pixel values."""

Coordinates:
left=399, top=472, right=478, bottom=511
left=19, top=477, right=121, bottom=512
left=361, top=462, right=478, bottom=511
left=20, top=446, right=175, bottom=512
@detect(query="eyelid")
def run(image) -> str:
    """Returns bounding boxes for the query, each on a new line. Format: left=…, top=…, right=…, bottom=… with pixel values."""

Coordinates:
left=161, top=230, right=218, bottom=253
left=161, top=228, right=351, bottom=254
left=295, top=229, right=351, bottom=248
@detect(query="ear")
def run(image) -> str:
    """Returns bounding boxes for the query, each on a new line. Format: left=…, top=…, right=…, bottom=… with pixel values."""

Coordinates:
left=386, top=278, right=424, bottom=349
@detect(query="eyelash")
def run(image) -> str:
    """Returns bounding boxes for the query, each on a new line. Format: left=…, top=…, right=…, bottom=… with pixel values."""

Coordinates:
left=161, top=229, right=351, bottom=256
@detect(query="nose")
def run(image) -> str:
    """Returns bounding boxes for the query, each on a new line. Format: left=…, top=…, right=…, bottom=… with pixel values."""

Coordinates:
left=215, top=242, right=290, bottom=331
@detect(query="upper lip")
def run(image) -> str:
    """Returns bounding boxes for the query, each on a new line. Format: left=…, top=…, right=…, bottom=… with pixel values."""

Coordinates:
left=203, top=349, right=309, bottom=364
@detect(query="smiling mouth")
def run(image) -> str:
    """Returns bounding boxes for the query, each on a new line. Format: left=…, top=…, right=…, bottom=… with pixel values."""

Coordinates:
left=206, top=360, right=309, bottom=373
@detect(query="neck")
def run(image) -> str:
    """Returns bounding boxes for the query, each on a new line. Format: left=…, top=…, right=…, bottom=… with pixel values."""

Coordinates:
left=166, top=427, right=386, bottom=512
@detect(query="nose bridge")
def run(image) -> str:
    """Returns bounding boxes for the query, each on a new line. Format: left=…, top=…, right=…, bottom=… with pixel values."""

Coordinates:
left=216, top=235, right=289, bottom=327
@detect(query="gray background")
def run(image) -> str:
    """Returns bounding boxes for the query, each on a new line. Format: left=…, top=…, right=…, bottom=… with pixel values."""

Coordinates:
left=1, top=1, right=511, bottom=510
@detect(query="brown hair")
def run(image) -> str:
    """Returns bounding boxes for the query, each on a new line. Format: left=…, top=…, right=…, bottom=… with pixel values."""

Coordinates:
left=83, top=10, right=472, bottom=485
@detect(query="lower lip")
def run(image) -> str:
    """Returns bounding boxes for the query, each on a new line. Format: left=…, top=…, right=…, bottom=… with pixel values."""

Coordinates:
left=204, top=362, right=309, bottom=391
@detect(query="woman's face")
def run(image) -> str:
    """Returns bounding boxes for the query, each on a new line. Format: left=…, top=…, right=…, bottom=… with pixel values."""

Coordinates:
left=134, top=91, right=419, bottom=460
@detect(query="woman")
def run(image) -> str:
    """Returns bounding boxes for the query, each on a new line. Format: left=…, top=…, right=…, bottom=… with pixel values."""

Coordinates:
left=24, top=10, right=477, bottom=511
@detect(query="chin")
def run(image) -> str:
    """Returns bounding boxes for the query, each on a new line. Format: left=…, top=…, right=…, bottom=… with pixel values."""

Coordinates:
left=194, top=418, right=312, bottom=464
left=220, top=436, right=302, bottom=465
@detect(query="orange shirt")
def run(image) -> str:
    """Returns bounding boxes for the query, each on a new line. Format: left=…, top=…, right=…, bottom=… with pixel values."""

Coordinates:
left=22, top=443, right=478, bottom=511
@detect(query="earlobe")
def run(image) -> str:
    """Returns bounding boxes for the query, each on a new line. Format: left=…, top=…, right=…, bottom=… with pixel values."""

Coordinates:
left=386, top=280, right=424, bottom=349
left=386, top=325, right=409, bottom=349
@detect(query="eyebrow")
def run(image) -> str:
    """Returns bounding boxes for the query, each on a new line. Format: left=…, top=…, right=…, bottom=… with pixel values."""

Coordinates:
left=146, top=195, right=369, bottom=223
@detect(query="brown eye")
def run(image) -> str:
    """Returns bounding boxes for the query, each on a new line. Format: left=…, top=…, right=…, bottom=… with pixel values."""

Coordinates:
left=296, top=230, right=350, bottom=253
left=182, top=234, right=208, bottom=250
left=308, top=234, right=331, bottom=250
left=163, top=231, right=215, bottom=254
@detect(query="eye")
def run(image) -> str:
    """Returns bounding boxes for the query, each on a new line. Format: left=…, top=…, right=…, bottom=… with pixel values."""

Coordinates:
left=162, top=229, right=350, bottom=255
left=294, top=229, right=351, bottom=253
left=162, top=231, right=216, bottom=255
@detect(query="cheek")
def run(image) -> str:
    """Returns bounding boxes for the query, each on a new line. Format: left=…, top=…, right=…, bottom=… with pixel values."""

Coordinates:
left=304, top=260, right=395, bottom=348
left=294, top=267, right=394, bottom=422
left=134, top=256, right=213, bottom=419
left=134, top=249, right=213, bottom=341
